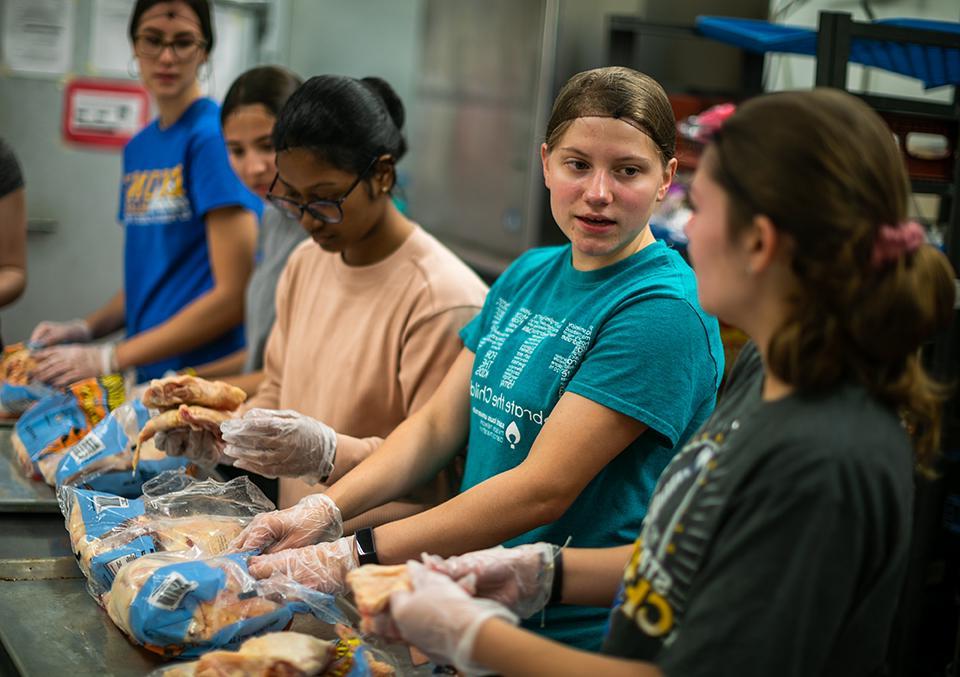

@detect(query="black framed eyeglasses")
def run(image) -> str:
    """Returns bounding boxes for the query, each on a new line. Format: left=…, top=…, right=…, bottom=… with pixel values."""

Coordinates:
left=134, top=33, right=207, bottom=60
left=266, top=156, right=379, bottom=225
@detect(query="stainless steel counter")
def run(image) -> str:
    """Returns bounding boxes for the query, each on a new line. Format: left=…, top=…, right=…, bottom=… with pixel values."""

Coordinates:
left=0, top=428, right=59, bottom=513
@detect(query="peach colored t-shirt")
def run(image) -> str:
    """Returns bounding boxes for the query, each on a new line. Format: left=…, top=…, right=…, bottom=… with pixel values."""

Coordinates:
left=247, top=226, right=487, bottom=508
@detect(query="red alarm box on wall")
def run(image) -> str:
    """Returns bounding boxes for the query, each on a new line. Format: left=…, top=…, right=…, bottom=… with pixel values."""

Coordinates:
left=62, top=78, right=151, bottom=149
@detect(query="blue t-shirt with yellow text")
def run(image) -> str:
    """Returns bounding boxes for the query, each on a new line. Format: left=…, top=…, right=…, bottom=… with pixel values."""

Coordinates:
left=119, top=98, right=261, bottom=381
left=459, top=242, right=724, bottom=650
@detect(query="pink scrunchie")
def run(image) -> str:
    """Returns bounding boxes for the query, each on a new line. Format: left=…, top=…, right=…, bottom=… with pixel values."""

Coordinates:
left=871, top=220, right=925, bottom=268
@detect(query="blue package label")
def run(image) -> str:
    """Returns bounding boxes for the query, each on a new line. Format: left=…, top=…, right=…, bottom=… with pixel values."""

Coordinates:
left=75, top=489, right=146, bottom=539
left=89, top=534, right=158, bottom=592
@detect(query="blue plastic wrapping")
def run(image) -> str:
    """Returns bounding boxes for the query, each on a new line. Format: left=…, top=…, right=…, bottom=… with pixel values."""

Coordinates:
left=105, top=551, right=346, bottom=658
left=695, top=15, right=960, bottom=89
left=53, top=400, right=191, bottom=497
left=0, top=381, right=55, bottom=417
left=12, top=374, right=125, bottom=478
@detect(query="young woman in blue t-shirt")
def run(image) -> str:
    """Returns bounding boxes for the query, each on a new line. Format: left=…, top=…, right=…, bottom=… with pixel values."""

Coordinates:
left=31, top=0, right=260, bottom=384
left=353, top=91, right=957, bottom=676
left=224, top=67, right=725, bottom=650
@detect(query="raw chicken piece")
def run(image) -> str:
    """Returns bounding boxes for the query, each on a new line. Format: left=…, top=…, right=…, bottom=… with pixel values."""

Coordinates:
left=142, top=376, right=246, bottom=411
left=195, top=632, right=334, bottom=676
left=135, top=405, right=232, bottom=469
left=73, top=514, right=248, bottom=585
left=345, top=564, right=412, bottom=635
left=346, top=564, right=411, bottom=617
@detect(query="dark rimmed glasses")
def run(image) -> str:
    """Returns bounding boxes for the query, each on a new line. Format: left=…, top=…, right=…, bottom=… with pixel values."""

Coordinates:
left=134, top=33, right=207, bottom=61
left=266, top=156, right=379, bottom=224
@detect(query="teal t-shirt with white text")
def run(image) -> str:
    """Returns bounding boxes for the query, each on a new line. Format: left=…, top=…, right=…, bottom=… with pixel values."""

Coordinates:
left=459, top=242, right=723, bottom=650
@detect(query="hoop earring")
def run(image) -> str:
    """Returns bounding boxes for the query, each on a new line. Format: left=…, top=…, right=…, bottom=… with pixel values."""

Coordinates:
left=198, top=62, right=211, bottom=83
left=127, top=57, right=140, bottom=79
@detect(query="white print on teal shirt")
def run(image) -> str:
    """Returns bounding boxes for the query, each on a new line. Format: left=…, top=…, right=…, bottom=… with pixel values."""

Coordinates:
left=474, top=297, right=593, bottom=396
left=470, top=296, right=597, bottom=451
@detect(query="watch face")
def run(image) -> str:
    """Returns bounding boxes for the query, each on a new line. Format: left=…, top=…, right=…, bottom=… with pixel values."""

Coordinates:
left=356, top=528, right=378, bottom=565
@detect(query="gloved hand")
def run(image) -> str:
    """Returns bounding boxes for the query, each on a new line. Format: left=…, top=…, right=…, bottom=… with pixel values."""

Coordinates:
left=33, top=344, right=116, bottom=387
left=388, top=561, right=518, bottom=675
left=220, top=409, right=337, bottom=485
left=29, top=319, right=92, bottom=348
left=422, top=543, right=558, bottom=618
left=153, top=428, right=225, bottom=467
left=247, top=536, right=356, bottom=595
left=229, top=493, right=343, bottom=553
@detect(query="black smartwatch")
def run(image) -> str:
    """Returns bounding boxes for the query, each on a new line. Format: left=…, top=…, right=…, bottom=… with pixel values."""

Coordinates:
left=354, top=527, right=379, bottom=566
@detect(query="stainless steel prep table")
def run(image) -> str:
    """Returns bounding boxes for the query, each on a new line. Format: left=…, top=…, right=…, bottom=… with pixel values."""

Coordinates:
left=0, top=427, right=59, bottom=514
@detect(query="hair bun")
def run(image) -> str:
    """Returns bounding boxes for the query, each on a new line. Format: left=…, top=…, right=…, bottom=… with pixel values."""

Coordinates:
left=361, top=76, right=405, bottom=130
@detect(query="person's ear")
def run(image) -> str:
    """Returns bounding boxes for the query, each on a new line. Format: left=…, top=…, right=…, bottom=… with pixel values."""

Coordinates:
left=657, top=157, right=678, bottom=201
left=540, top=143, right=552, bottom=190
left=744, top=214, right=784, bottom=275
left=374, top=155, right=395, bottom=194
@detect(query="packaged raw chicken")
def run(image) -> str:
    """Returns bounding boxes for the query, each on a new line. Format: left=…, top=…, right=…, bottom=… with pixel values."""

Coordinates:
left=48, top=400, right=191, bottom=496
left=13, top=374, right=125, bottom=478
left=104, top=551, right=345, bottom=658
left=59, top=472, right=275, bottom=598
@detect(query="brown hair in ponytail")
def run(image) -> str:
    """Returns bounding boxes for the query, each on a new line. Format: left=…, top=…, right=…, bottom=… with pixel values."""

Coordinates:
left=707, top=88, right=955, bottom=473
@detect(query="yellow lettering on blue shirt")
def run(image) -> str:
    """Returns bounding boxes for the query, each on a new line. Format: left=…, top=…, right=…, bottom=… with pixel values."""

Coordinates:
left=122, top=163, right=191, bottom=224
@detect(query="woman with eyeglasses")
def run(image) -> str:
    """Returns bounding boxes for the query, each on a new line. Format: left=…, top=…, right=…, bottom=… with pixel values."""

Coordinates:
left=154, top=74, right=488, bottom=514
left=30, top=0, right=260, bottom=387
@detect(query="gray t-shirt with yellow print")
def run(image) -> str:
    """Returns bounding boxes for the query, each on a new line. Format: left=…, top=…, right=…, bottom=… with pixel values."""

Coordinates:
left=603, top=342, right=914, bottom=677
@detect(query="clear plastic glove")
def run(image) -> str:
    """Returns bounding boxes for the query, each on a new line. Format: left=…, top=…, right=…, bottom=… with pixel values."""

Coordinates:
left=153, top=428, right=226, bottom=467
left=229, top=493, right=343, bottom=553
left=29, top=319, right=92, bottom=348
left=389, top=561, right=518, bottom=675
left=247, top=536, right=356, bottom=595
left=32, top=344, right=116, bottom=387
left=220, top=409, right=337, bottom=485
left=422, top=543, right=558, bottom=618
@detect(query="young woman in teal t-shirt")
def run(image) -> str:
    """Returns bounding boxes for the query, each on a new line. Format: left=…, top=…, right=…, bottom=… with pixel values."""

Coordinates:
left=223, top=67, right=724, bottom=649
